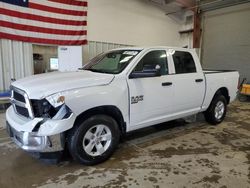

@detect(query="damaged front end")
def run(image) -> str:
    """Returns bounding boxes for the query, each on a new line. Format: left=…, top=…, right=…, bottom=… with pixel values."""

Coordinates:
left=6, top=91, right=76, bottom=153
left=31, top=94, right=73, bottom=132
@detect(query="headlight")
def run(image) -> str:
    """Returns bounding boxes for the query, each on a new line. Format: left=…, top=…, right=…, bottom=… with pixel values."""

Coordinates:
left=31, top=99, right=55, bottom=118
left=46, top=93, right=65, bottom=108
left=31, top=93, right=71, bottom=119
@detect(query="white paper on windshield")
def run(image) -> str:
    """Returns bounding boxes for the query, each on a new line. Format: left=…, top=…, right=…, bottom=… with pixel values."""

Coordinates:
left=123, top=51, right=138, bottom=56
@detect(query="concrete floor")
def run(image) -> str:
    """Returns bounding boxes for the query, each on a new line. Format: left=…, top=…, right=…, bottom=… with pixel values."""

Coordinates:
left=0, top=101, right=250, bottom=188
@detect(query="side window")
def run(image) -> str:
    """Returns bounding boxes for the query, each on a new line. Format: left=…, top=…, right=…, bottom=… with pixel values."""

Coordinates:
left=134, top=50, right=168, bottom=75
left=172, top=51, right=196, bottom=74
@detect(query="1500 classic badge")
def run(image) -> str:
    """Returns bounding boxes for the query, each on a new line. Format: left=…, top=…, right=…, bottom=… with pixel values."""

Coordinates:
left=131, top=95, right=144, bottom=104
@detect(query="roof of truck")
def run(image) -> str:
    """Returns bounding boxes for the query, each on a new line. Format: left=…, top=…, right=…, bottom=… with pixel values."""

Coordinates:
left=114, top=46, right=195, bottom=52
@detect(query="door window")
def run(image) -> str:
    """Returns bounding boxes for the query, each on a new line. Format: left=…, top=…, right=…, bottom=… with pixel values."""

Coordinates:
left=173, top=51, right=196, bottom=74
left=133, top=50, right=168, bottom=76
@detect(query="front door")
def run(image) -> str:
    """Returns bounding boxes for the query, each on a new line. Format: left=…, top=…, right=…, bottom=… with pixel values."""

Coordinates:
left=127, top=50, right=174, bottom=129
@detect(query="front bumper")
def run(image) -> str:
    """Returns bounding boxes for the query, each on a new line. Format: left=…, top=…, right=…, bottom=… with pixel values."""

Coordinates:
left=6, top=106, right=76, bottom=152
left=6, top=121, right=64, bottom=152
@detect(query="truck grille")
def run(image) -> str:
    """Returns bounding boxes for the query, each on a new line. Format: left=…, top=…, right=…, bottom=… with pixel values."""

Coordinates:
left=13, top=91, right=26, bottom=103
left=11, top=87, right=34, bottom=119
left=15, top=106, right=30, bottom=117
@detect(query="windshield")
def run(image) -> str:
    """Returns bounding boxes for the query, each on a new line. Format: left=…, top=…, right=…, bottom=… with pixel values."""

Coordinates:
left=83, top=50, right=141, bottom=74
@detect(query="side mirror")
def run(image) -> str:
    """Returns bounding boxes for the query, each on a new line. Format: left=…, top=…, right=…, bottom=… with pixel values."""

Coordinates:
left=129, top=64, right=161, bottom=79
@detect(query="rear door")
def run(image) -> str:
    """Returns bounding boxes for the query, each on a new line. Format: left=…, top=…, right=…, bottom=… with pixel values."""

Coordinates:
left=127, top=49, right=174, bottom=129
left=170, top=50, right=205, bottom=114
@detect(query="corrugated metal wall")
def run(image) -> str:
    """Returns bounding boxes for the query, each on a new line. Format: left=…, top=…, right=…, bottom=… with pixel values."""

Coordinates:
left=0, top=39, right=33, bottom=91
left=201, top=3, right=250, bottom=80
left=83, top=41, right=132, bottom=64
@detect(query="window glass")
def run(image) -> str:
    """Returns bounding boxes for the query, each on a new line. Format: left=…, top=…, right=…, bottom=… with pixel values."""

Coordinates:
left=172, top=51, right=196, bottom=74
left=83, top=50, right=140, bottom=74
left=134, top=50, right=168, bottom=75
left=92, top=54, right=121, bottom=70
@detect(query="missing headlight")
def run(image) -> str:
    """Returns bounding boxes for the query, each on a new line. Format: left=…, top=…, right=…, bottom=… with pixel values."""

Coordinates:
left=31, top=104, right=72, bottom=132
left=31, top=99, right=60, bottom=118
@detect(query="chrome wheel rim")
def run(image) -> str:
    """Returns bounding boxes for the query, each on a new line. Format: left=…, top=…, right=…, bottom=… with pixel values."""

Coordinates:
left=83, top=124, right=112, bottom=157
left=214, top=101, right=225, bottom=120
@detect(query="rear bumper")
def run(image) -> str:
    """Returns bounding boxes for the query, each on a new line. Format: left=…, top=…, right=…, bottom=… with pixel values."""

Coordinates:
left=6, top=121, right=65, bottom=152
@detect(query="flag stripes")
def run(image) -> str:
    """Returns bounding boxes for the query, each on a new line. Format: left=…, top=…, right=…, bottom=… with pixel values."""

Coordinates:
left=0, top=0, right=88, bottom=45
left=48, top=0, right=88, bottom=7
left=0, top=32, right=87, bottom=45
left=0, top=8, right=87, bottom=26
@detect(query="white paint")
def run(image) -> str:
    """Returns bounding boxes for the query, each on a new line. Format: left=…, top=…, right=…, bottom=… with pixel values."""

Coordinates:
left=7, top=47, right=239, bottom=144
left=12, top=71, right=114, bottom=99
left=58, top=46, right=83, bottom=72
left=87, top=0, right=181, bottom=46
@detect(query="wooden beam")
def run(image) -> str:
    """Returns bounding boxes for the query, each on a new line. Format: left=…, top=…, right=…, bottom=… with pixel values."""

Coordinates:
left=193, top=8, right=201, bottom=48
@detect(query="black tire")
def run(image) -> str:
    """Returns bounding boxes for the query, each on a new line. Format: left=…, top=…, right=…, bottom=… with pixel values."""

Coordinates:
left=238, top=94, right=248, bottom=102
left=67, top=115, right=120, bottom=165
left=204, top=94, right=227, bottom=125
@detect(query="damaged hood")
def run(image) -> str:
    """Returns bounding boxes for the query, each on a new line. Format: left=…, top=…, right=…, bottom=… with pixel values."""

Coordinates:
left=12, top=70, right=114, bottom=99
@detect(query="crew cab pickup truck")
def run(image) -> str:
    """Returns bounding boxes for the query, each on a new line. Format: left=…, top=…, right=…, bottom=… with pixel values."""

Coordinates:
left=6, top=47, right=239, bottom=165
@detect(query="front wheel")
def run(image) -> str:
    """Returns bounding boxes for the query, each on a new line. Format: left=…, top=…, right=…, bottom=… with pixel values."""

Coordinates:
left=204, top=94, right=227, bottom=125
left=67, top=115, right=120, bottom=165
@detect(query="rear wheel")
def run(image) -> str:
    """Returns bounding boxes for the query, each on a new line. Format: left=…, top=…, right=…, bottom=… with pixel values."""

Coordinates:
left=67, top=115, right=120, bottom=165
left=204, top=94, right=227, bottom=125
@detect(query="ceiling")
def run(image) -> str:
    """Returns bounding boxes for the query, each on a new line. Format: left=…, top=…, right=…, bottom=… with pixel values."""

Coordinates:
left=148, top=0, right=250, bottom=22
left=199, top=0, right=250, bottom=11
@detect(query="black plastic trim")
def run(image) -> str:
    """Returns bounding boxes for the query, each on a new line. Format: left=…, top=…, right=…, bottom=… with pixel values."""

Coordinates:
left=203, top=69, right=237, bottom=74
left=162, top=82, right=172, bottom=86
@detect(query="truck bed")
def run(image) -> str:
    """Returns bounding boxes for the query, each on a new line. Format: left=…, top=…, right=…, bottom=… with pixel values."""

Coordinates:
left=201, top=69, right=239, bottom=111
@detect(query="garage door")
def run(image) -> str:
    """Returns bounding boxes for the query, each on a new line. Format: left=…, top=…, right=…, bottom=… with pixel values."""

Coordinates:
left=201, top=3, right=250, bottom=81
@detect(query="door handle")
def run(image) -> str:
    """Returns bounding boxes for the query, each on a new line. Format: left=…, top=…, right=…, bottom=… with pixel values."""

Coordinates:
left=195, top=79, right=203, bottom=83
left=162, top=82, right=172, bottom=86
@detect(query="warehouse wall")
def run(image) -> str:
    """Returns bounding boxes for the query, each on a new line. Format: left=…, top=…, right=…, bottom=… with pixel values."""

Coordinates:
left=87, top=0, right=181, bottom=46
left=0, top=39, right=33, bottom=91
left=201, top=3, right=250, bottom=80
left=179, top=15, right=194, bottom=49
left=83, top=40, right=132, bottom=64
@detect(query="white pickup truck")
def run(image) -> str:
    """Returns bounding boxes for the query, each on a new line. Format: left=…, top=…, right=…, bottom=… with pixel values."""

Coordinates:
left=6, top=47, right=239, bottom=165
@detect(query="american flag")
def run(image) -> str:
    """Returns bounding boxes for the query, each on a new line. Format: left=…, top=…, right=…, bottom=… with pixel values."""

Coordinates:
left=0, top=0, right=87, bottom=45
